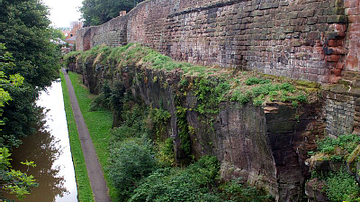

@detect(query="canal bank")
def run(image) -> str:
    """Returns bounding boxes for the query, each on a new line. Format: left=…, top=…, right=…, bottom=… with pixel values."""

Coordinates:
left=60, top=72, right=94, bottom=202
left=4, top=80, right=78, bottom=202
left=61, top=69, right=120, bottom=201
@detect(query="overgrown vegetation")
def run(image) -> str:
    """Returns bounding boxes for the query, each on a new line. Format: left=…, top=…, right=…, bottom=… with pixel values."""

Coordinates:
left=81, top=77, right=274, bottom=201
left=176, top=106, right=191, bottom=156
left=219, top=179, right=274, bottom=202
left=308, top=134, right=360, bottom=201
left=64, top=44, right=315, bottom=167
left=129, top=156, right=220, bottom=202
left=317, top=134, right=360, bottom=157
left=105, top=96, right=275, bottom=201
left=108, top=110, right=274, bottom=202
left=109, top=138, right=156, bottom=200
left=326, top=168, right=360, bottom=201
left=64, top=44, right=314, bottom=111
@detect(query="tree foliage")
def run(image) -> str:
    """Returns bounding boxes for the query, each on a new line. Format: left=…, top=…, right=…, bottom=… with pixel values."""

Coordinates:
left=80, top=0, right=145, bottom=26
left=1, top=147, right=38, bottom=200
left=0, top=0, right=60, bottom=89
left=0, top=44, right=43, bottom=148
left=51, top=29, right=66, bottom=41
left=0, top=0, right=66, bottom=200
left=0, top=0, right=60, bottom=148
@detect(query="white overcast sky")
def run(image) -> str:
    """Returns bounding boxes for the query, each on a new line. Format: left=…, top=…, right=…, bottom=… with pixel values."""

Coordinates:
left=42, top=0, right=83, bottom=28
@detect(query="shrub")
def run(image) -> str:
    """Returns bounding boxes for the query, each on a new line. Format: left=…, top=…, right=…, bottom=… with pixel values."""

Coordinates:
left=90, top=81, right=125, bottom=112
left=253, top=94, right=265, bottom=106
left=245, top=77, right=261, bottom=85
left=219, top=179, right=274, bottom=202
left=245, top=77, right=271, bottom=86
left=280, top=83, right=296, bottom=92
left=251, top=83, right=279, bottom=97
left=129, top=156, right=220, bottom=202
left=326, top=169, right=360, bottom=201
left=109, top=126, right=137, bottom=144
left=194, top=77, right=229, bottom=114
left=130, top=156, right=274, bottom=202
left=294, top=94, right=307, bottom=103
left=108, top=139, right=156, bottom=201
left=156, top=137, right=175, bottom=167
left=90, top=81, right=112, bottom=110
left=231, top=90, right=251, bottom=105
left=318, top=134, right=360, bottom=155
left=120, top=103, right=149, bottom=133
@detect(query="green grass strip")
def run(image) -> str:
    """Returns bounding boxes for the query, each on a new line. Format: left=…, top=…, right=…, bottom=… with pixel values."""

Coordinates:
left=67, top=72, right=117, bottom=201
left=60, top=72, right=94, bottom=202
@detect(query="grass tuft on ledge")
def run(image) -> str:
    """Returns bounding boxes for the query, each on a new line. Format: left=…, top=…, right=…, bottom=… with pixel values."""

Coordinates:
left=64, top=44, right=319, bottom=107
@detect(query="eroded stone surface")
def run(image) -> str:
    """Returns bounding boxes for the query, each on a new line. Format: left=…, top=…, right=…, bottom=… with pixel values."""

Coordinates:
left=305, top=178, right=328, bottom=202
left=76, top=0, right=360, bottom=84
left=68, top=57, right=326, bottom=201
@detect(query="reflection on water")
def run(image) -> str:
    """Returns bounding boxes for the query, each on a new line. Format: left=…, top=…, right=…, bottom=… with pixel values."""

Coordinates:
left=4, top=80, right=78, bottom=202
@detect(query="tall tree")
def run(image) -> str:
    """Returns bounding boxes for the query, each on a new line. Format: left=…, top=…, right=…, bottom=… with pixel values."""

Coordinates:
left=0, top=0, right=61, bottom=148
left=0, top=0, right=59, bottom=89
left=80, top=0, right=145, bottom=26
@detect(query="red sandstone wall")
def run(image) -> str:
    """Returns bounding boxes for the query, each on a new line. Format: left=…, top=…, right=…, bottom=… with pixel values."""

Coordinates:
left=76, top=0, right=360, bottom=83
left=345, top=0, right=360, bottom=72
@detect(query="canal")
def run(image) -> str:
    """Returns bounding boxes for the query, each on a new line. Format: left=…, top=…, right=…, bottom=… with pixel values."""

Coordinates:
left=5, top=79, right=78, bottom=202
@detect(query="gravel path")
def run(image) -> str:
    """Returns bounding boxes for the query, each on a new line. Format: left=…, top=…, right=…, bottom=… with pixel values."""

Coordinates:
left=63, top=69, right=111, bottom=202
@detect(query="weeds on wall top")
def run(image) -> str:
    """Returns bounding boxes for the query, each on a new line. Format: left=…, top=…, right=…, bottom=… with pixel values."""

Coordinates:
left=64, top=43, right=318, bottom=108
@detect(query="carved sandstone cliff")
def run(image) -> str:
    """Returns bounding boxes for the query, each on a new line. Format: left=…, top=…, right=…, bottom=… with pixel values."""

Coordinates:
left=66, top=44, right=328, bottom=201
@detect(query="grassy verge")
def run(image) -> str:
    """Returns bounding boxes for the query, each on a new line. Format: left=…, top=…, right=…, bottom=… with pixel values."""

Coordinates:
left=67, top=72, right=117, bottom=200
left=60, top=72, right=94, bottom=202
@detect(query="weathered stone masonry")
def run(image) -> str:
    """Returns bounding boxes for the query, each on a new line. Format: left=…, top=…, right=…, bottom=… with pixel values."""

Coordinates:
left=77, top=0, right=359, bottom=83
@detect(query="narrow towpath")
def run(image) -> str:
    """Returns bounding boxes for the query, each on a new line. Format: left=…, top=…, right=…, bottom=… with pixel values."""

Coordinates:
left=63, top=69, right=111, bottom=202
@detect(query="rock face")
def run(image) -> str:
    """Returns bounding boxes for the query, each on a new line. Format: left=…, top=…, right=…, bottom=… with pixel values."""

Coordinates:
left=305, top=178, right=328, bottom=202
left=68, top=55, right=326, bottom=201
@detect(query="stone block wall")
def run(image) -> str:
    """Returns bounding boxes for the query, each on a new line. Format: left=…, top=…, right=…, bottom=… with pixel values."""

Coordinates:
left=324, top=73, right=360, bottom=137
left=345, top=0, right=360, bottom=72
left=164, top=0, right=348, bottom=83
left=325, top=90, right=356, bottom=136
left=76, top=0, right=358, bottom=83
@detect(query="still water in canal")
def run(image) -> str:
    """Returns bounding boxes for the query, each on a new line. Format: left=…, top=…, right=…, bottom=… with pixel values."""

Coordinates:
left=5, top=80, right=78, bottom=202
